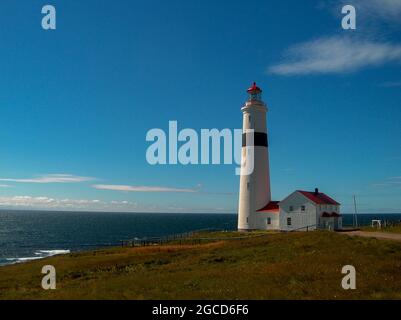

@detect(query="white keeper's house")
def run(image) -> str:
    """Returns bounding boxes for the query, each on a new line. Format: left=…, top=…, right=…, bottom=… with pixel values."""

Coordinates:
left=238, top=82, right=342, bottom=232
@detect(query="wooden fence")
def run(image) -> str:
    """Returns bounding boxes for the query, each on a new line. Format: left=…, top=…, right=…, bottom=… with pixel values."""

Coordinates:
left=120, top=229, right=267, bottom=248
left=120, top=228, right=222, bottom=247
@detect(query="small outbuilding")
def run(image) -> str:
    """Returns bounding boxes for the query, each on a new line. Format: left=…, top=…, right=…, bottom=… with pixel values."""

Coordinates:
left=257, top=201, right=280, bottom=230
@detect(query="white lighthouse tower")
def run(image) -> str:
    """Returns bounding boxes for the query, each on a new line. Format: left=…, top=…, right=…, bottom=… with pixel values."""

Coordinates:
left=238, top=82, right=271, bottom=230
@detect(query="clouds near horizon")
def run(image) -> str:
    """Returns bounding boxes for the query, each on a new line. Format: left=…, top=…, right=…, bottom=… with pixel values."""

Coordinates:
left=92, top=184, right=198, bottom=193
left=0, top=195, right=234, bottom=213
left=0, top=174, right=94, bottom=184
left=0, top=195, right=138, bottom=211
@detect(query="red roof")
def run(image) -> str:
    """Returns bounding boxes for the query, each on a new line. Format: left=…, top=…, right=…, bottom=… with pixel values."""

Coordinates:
left=298, top=190, right=340, bottom=205
left=257, top=201, right=280, bottom=213
left=247, top=82, right=262, bottom=93
left=321, top=212, right=342, bottom=218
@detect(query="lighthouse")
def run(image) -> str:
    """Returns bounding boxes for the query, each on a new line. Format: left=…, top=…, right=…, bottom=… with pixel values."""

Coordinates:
left=238, top=82, right=272, bottom=230
left=236, top=83, right=342, bottom=232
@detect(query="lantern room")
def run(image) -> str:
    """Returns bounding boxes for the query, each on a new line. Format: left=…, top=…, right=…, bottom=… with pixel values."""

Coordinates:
left=247, top=82, right=262, bottom=101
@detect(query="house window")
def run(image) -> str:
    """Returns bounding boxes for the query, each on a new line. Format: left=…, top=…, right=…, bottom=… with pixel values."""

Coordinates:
left=267, top=217, right=271, bottom=225
left=287, top=217, right=292, bottom=226
left=301, top=206, right=306, bottom=212
left=289, top=206, right=294, bottom=212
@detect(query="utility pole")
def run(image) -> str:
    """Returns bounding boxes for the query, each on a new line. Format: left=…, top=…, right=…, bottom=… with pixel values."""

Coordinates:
left=353, top=195, right=358, bottom=228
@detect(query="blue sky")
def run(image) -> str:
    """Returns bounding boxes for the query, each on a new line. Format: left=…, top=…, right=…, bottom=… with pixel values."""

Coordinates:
left=0, top=0, right=400, bottom=213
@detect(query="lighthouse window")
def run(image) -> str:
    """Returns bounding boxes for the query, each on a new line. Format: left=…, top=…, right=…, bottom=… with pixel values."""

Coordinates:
left=287, top=217, right=292, bottom=226
left=247, top=182, right=250, bottom=190
left=249, top=115, right=251, bottom=123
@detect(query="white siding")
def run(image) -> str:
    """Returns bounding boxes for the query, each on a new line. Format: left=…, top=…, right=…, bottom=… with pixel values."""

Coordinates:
left=257, top=212, right=280, bottom=230
left=279, top=191, right=317, bottom=231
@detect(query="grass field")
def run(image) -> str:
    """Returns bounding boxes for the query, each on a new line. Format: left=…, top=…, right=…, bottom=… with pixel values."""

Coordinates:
left=362, top=223, right=401, bottom=234
left=1, top=231, right=401, bottom=300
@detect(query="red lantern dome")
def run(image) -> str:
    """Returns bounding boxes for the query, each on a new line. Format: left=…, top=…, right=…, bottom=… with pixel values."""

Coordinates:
left=247, top=82, right=263, bottom=101
left=247, top=82, right=262, bottom=94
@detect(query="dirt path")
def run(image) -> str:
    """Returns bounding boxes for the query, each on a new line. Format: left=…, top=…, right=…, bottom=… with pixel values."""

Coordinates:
left=340, top=231, right=401, bottom=242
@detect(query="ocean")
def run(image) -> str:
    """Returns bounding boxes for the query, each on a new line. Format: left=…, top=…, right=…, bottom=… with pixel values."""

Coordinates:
left=1, top=210, right=401, bottom=266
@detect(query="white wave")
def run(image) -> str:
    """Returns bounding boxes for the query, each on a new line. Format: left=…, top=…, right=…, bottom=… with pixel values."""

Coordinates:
left=6, top=257, right=43, bottom=262
left=37, top=250, right=70, bottom=256
left=3, top=249, right=70, bottom=266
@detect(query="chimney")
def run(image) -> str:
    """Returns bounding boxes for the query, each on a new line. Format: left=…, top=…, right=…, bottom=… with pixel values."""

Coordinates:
left=314, top=188, right=319, bottom=195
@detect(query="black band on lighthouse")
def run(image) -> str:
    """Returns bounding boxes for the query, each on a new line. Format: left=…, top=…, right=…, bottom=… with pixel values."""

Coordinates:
left=242, top=132, right=268, bottom=147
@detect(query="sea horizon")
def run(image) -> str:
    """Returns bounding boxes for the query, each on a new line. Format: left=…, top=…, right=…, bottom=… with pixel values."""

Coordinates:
left=1, top=210, right=401, bottom=267
left=1, top=208, right=401, bottom=215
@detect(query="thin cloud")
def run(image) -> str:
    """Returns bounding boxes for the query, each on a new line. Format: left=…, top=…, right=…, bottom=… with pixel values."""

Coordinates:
left=0, top=174, right=94, bottom=184
left=92, top=184, right=197, bottom=193
left=350, top=0, right=401, bottom=22
left=198, top=191, right=236, bottom=196
left=371, top=176, right=401, bottom=188
left=379, top=81, right=401, bottom=88
left=322, top=0, right=401, bottom=25
left=269, top=36, right=401, bottom=76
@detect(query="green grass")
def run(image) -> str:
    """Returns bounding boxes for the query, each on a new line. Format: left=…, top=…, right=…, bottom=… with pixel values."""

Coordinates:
left=362, top=223, right=401, bottom=234
left=1, top=231, right=401, bottom=300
